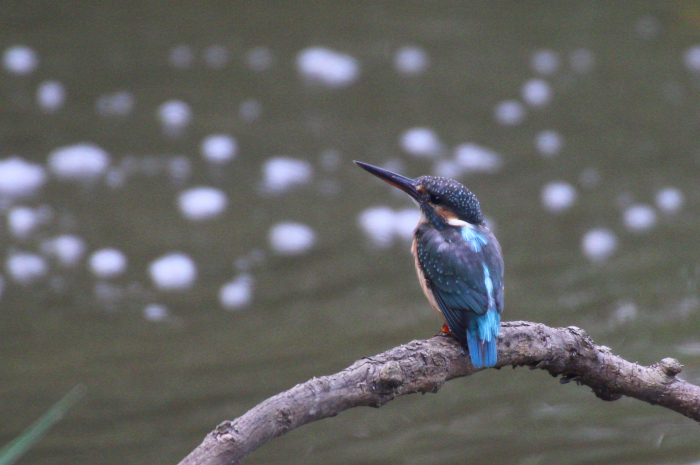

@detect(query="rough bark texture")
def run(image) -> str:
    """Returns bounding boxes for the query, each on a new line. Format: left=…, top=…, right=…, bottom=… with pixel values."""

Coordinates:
left=178, top=321, right=700, bottom=465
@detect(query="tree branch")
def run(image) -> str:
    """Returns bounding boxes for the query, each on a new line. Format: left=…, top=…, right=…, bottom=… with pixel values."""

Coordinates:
left=177, top=321, right=700, bottom=465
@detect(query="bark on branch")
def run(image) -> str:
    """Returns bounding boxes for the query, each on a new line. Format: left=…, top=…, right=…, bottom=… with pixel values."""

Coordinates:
left=178, top=321, right=700, bottom=465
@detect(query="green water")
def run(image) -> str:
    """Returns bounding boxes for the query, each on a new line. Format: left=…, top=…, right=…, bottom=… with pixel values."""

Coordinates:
left=1, top=2, right=699, bottom=464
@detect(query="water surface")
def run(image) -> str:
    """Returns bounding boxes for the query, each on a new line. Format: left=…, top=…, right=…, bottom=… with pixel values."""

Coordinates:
left=1, top=3, right=699, bottom=464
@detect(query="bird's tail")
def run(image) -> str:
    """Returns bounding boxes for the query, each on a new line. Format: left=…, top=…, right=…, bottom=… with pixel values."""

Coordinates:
left=466, top=311, right=501, bottom=368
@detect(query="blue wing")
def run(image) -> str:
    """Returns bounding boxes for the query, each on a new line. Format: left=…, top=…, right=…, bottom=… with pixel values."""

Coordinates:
left=415, top=223, right=504, bottom=367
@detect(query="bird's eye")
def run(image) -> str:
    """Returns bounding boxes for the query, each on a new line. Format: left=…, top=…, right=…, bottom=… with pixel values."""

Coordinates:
left=430, top=194, right=441, bottom=203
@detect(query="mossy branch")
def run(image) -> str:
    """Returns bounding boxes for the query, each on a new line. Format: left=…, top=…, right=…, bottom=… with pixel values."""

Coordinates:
left=178, top=321, right=699, bottom=465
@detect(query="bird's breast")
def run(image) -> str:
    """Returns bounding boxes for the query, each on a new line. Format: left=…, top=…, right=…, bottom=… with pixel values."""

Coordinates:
left=411, top=236, right=446, bottom=322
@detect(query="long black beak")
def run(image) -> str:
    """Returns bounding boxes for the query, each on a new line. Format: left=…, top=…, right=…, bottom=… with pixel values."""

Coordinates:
left=354, top=161, right=423, bottom=203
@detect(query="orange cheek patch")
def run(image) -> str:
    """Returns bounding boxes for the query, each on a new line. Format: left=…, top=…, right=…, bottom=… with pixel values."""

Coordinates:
left=435, top=206, right=458, bottom=221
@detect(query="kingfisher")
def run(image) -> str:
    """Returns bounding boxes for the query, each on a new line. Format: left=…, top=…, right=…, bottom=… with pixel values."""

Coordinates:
left=355, top=161, right=504, bottom=368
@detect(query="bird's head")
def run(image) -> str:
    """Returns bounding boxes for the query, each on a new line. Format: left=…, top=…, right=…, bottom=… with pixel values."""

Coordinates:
left=354, top=161, right=483, bottom=229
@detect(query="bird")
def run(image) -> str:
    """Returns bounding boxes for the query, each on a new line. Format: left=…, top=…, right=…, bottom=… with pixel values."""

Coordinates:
left=354, top=161, right=504, bottom=368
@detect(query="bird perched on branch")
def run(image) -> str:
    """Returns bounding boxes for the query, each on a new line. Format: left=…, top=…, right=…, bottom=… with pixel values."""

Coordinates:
left=355, top=161, right=504, bottom=367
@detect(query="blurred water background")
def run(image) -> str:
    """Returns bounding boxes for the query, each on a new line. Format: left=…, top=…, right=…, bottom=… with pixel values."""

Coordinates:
left=1, top=2, right=700, bottom=464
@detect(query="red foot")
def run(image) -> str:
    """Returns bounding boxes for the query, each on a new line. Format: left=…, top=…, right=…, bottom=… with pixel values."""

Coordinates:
left=440, top=323, right=452, bottom=335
